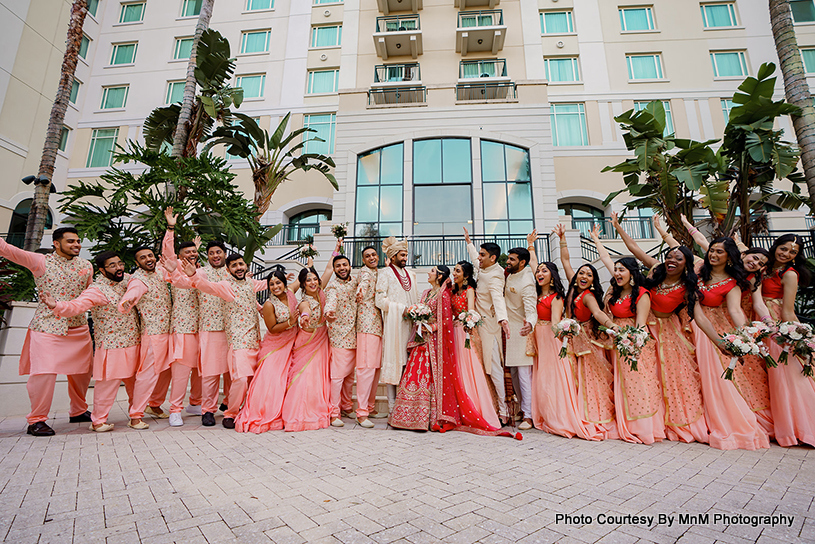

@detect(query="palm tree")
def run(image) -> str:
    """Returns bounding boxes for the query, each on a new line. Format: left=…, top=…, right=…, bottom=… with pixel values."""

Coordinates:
left=23, top=0, right=89, bottom=251
left=171, top=0, right=215, bottom=159
left=769, top=0, right=815, bottom=209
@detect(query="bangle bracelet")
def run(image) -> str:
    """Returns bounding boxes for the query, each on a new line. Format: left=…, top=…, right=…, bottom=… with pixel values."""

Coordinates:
left=688, top=227, right=698, bottom=235
left=559, top=242, right=567, bottom=248
left=331, top=251, right=340, bottom=257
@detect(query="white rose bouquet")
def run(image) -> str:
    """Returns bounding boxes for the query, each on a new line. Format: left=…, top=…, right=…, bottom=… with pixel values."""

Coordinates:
left=601, top=325, right=651, bottom=372
left=742, top=321, right=777, bottom=367
left=457, top=310, right=483, bottom=349
left=774, top=321, right=813, bottom=366
left=553, top=318, right=581, bottom=358
left=719, top=328, right=761, bottom=381
left=405, top=303, right=433, bottom=343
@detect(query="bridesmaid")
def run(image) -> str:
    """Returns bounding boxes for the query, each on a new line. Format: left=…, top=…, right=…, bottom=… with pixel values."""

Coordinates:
left=752, top=234, right=815, bottom=447
left=235, top=270, right=299, bottom=433
left=555, top=224, right=619, bottom=440
left=281, top=267, right=332, bottom=432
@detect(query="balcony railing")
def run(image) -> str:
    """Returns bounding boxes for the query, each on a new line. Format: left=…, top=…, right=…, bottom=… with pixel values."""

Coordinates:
left=456, top=81, right=516, bottom=101
left=368, top=85, right=427, bottom=106
left=580, top=236, right=623, bottom=263
left=751, top=230, right=815, bottom=259
left=374, top=63, right=421, bottom=83
left=459, top=58, right=507, bottom=79
left=265, top=224, right=320, bottom=246
left=457, top=9, right=503, bottom=27
left=571, top=217, right=654, bottom=240
left=341, top=235, right=551, bottom=268
left=807, top=216, right=815, bottom=229
left=375, top=14, right=421, bottom=32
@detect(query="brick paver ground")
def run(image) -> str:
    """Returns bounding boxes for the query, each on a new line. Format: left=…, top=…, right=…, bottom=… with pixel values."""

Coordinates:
left=0, top=395, right=813, bottom=544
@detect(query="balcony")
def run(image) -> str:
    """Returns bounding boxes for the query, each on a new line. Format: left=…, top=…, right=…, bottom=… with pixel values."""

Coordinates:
left=373, top=63, right=421, bottom=84
left=454, top=0, right=499, bottom=9
left=377, top=0, right=422, bottom=14
left=456, top=10, right=506, bottom=56
left=368, top=85, right=427, bottom=106
left=455, top=81, right=516, bottom=101
left=571, top=217, right=654, bottom=240
left=374, top=15, right=423, bottom=59
left=458, top=58, right=507, bottom=80
left=265, top=224, right=320, bottom=246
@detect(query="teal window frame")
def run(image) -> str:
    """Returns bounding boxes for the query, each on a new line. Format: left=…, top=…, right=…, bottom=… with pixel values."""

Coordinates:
left=166, top=80, right=185, bottom=104
left=181, top=0, right=202, bottom=17
left=545, top=57, right=580, bottom=82
left=69, top=79, right=80, bottom=104
left=540, top=11, right=574, bottom=34
left=79, top=35, right=90, bottom=59
left=100, top=85, right=129, bottom=109
left=247, top=0, right=274, bottom=9
left=700, top=3, right=738, bottom=28
left=303, top=113, right=336, bottom=155
left=626, top=53, right=664, bottom=80
left=550, top=103, right=588, bottom=146
left=110, top=42, right=138, bottom=65
left=634, top=100, right=674, bottom=136
left=119, top=2, right=145, bottom=23
left=307, top=70, right=339, bottom=94
left=791, top=1, right=815, bottom=23
left=237, top=74, right=266, bottom=98
left=86, top=128, right=119, bottom=168
left=58, top=126, right=70, bottom=152
left=240, top=30, right=271, bottom=54
left=174, top=37, right=194, bottom=60
left=354, top=144, right=404, bottom=237
left=619, top=6, right=655, bottom=32
left=480, top=140, right=534, bottom=236
left=311, top=25, right=342, bottom=48
left=710, top=50, right=747, bottom=77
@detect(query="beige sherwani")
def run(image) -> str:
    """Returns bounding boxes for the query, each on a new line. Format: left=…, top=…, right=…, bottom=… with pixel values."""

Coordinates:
left=375, top=265, right=419, bottom=386
left=504, top=267, right=538, bottom=368
left=467, top=243, right=509, bottom=414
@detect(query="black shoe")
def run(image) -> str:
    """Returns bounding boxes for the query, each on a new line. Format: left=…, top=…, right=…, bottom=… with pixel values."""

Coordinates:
left=219, top=403, right=228, bottom=412
left=222, top=417, right=235, bottom=429
left=69, top=411, right=92, bottom=423
left=27, top=422, right=55, bottom=436
left=202, top=412, right=216, bottom=427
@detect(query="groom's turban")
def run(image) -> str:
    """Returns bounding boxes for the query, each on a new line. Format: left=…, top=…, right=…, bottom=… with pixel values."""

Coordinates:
left=382, top=237, right=408, bottom=259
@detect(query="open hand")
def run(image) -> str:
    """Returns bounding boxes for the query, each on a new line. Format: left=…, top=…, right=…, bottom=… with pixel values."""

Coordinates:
left=193, top=235, right=202, bottom=250
left=181, top=259, right=196, bottom=278
left=526, top=229, right=538, bottom=245
left=520, top=322, right=533, bottom=336
left=164, top=207, right=177, bottom=228
left=463, top=226, right=472, bottom=246
left=159, top=254, right=177, bottom=273
left=500, top=320, right=510, bottom=339
left=40, top=291, right=57, bottom=310
left=552, top=223, right=566, bottom=239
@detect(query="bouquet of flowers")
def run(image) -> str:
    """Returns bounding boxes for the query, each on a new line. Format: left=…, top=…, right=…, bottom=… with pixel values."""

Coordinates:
left=600, top=325, right=651, bottom=372
left=793, top=338, right=815, bottom=377
left=457, top=309, right=483, bottom=349
left=405, top=303, right=433, bottom=342
left=741, top=321, right=777, bottom=367
left=331, top=222, right=348, bottom=239
left=775, top=321, right=815, bottom=376
left=299, top=244, right=319, bottom=259
left=719, top=328, right=761, bottom=381
left=553, top=318, right=581, bottom=358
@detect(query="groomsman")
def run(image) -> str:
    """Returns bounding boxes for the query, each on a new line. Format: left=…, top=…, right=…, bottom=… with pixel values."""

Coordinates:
left=355, top=246, right=384, bottom=427
left=0, top=228, right=93, bottom=436
left=503, top=247, right=538, bottom=431
left=375, top=237, right=419, bottom=413
left=43, top=251, right=141, bottom=431
left=324, top=253, right=358, bottom=428
left=464, top=228, right=510, bottom=423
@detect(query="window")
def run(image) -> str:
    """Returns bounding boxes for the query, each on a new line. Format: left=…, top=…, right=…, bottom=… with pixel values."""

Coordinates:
left=481, top=141, right=533, bottom=236
left=802, top=48, right=815, bottom=73
left=79, top=35, right=90, bottom=59
left=119, top=2, right=145, bottom=23
left=307, top=70, right=339, bottom=94
left=166, top=80, right=185, bottom=104
left=181, top=0, right=202, bottom=17
left=460, top=59, right=504, bottom=78
left=540, top=11, right=573, bottom=34
left=545, top=57, right=580, bottom=82
left=619, top=6, right=655, bottom=31
left=69, top=79, right=81, bottom=104
left=791, top=1, right=815, bottom=23
left=721, top=98, right=734, bottom=121
left=288, top=211, right=329, bottom=243
left=174, top=37, right=194, bottom=60
left=700, top=3, right=737, bottom=28
left=303, top=113, right=336, bottom=155
left=241, top=30, right=271, bottom=54
left=559, top=203, right=608, bottom=238
left=87, top=0, right=99, bottom=17
left=100, top=85, right=129, bottom=109
left=311, top=26, right=342, bottom=48
left=58, top=127, right=71, bottom=152
left=626, top=54, right=663, bottom=80
left=314, top=0, right=341, bottom=3
left=413, top=139, right=473, bottom=236
left=8, top=200, right=53, bottom=248
left=110, top=42, right=137, bottom=65
left=634, top=100, right=674, bottom=136
left=237, top=74, right=265, bottom=98
left=247, top=0, right=274, bottom=9
left=460, top=12, right=500, bottom=27
left=551, top=103, right=588, bottom=146
left=86, top=128, right=119, bottom=168
left=710, top=51, right=747, bottom=77
left=355, top=144, right=403, bottom=237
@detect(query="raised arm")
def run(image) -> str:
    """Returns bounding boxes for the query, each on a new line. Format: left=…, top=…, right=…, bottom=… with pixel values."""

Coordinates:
left=680, top=214, right=710, bottom=252
left=652, top=215, right=680, bottom=248
left=554, top=224, right=575, bottom=281
left=527, top=230, right=539, bottom=269
left=611, top=212, right=659, bottom=269
left=0, top=238, right=47, bottom=277
left=182, top=260, right=236, bottom=302
left=464, top=227, right=479, bottom=268
left=321, top=239, right=342, bottom=288
left=589, top=224, right=615, bottom=275
left=118, top=277, right=149, bottom=313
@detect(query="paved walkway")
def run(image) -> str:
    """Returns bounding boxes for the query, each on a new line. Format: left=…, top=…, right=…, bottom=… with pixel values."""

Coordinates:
left=0, top=398, right=813, bottom=544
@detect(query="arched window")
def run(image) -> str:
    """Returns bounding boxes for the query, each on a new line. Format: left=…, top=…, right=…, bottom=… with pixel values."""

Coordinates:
left=558, top=203, right=605, bottom=238
left=287, top=209, right=330, bottom=243
left=8, top=199, right=53, bottom=248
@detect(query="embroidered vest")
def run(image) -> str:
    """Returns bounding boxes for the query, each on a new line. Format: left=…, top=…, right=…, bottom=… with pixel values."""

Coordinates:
left=29, top=253, right=93, bottom=335
left=225, top=277, right=260, bottom=351
left=132, top=269, right=172, bottom=336
left=90, top=275, right=141, bottom=350
left=271, top=295, right=291, bottom=323
left=326, top=276, right=357, bottom=349
left=198, top=265, right=228, bottom=331
left=171, top=283, right=199, bottom=334
left=356, top=267, right=383, bottom=336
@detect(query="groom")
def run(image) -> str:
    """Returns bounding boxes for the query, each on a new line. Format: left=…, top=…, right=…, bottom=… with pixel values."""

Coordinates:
left=375, top=237, right=419, bottom=414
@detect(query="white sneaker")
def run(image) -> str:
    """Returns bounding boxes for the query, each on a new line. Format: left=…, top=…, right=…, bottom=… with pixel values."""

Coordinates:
left=331, top=418, right=345, bottom=427
left=185, top=405, right=202, bottom=415
left=169, top=413, right=184, bottom=427
left=357, top=417, right=375, bottom=428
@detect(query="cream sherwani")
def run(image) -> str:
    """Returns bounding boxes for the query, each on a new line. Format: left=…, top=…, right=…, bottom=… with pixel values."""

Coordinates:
left=467, top=243, right=509, bottom=414
left=375, top=266, right=419, bottom=386
left=504, top=266, right=538, bottom=418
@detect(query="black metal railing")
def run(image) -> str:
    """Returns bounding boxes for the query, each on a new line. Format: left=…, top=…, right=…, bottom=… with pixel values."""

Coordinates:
left=752, top=230, right=815, bottom=259
left=457, top=9, right=504, bottom=28
left=374, top=63, right=421, bottom=83
left=368, top=86, right=427, bottom=106
left=571, top=217, right=654, bottom=240
left=459, top=59, right=507, bottom=79
left=375, top=14, right=421, bottom=32
left=340, top=235, right=551, bottom=268
left=807, top=216, right=815, bottom=229
left=579, top=236, right=623, bottom=263
left=455, top=82, right=516, bottom=101
left=265, top=224, right=320, bottom=246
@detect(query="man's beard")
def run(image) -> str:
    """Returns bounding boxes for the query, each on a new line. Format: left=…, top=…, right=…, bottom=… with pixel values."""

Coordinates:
left=104, top=270, right=124, bottom=283
left=337, top=270, right=350, bottom=280
left=392, top=259, right=406, bottom=269
left=230, top=270, right=245, bottom=281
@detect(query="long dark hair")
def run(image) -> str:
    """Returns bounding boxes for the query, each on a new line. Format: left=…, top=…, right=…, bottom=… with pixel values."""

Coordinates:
left=266, top=269, right=288, bottom=288
left=742, top=246, right=770, bottom=289
left=608, top=257, right=646, bottom=316
left=699, top=237, right=751, bottom=292
left=535, top=262, right=566, bottom=300
left=566, top=264, right=604, bottom=335
left=297, top=266, right=320, bottom=294
left=453, top=260, right=477, bottom=294
left=435, top=264, right=451, bottom=286
left=645, top=246, right=700, bottom=320
left=767, top=233, right=811, bottom=288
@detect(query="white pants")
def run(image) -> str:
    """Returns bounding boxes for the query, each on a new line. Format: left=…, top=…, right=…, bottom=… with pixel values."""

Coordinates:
left=511, top=366, right=533, bottom=418
left=480, top=328, right=506, bottom=416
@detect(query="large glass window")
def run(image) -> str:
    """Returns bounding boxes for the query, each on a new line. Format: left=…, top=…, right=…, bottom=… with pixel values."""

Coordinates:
left=792, top=1, right=815, bottom=23
left=119, top=2, right=145, bottom=23
left=166, top=80, right=185, bottom=104
left=619, top=7, right=655, bottom=31
left=626, top=53, right=664, bottom=80
left=182, top=0, right=202, bottom=17
left=481, top=141, right=533, bottom=235
left=307, top=70, right=339, bottom=94
left=303, top=113, right=336, bottom=155
left=110, top=42, right=137, bottom=65
left=634, top=100, right=673, bottom=136
left=710, top=50, right=747, bottom=77
left=86, top=128, right=119, bottom=168
left=237, top=74, right=266, bottom=98
left=312, top=26, right=342, bottom=48
left=100, top=85, right=129, bottom=109
left=700, top=3, right=737, bottom=28
left=355, top=144, right=403, bottom=237
left=550, top=103, right=588, bottom=146
left=241, top=30, right=271, bottom=54
left=413, top=139, right=472, bottom=236
left=174, top=37, right=194, bottom=60
left=540, top=11, right=573, bottom=34
left=545, top=57, right=580, bottom=82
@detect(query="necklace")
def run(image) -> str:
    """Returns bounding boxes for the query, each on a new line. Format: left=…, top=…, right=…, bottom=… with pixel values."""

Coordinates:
left=657, top=279, right=681, bottom=292
left=390, top=264, right=412, bottom=291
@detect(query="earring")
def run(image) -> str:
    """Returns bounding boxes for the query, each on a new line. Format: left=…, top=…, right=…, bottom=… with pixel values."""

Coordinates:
left=629, top=278, right=635, bottom=287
